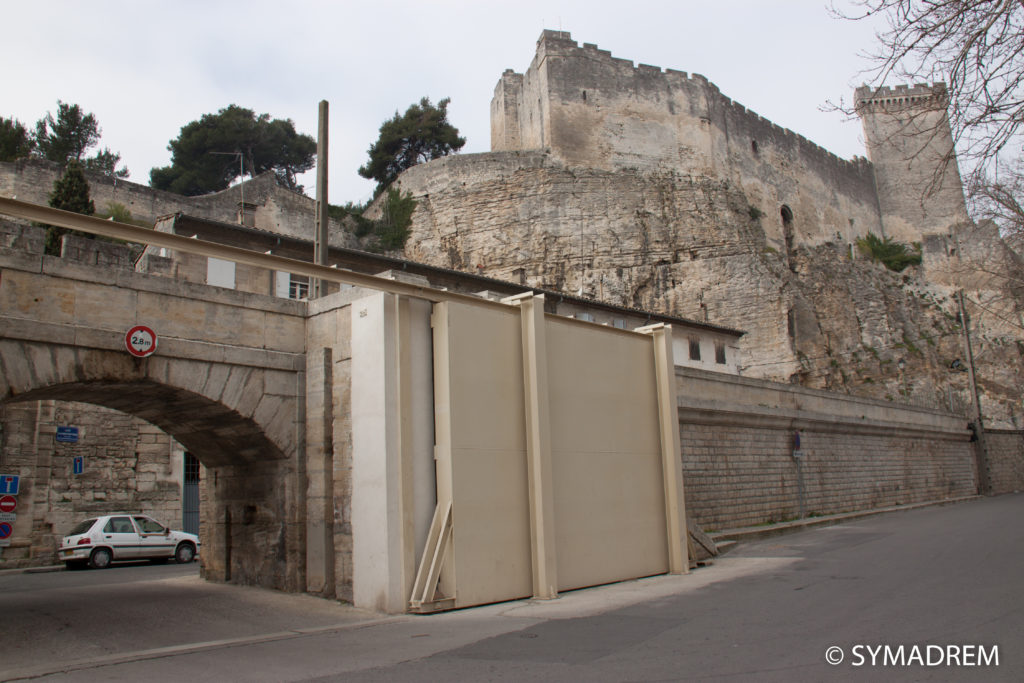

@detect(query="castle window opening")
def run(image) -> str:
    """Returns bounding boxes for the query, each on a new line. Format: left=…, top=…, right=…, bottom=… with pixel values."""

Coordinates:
left=689, top=336, right=702, bottom=361
left=781, top=205, right=795, bottom=268
left=582, top=90, right=587, bottom=101
left=751, top=140, right=759, bottom=155
left=715, top=342, right=727, bottom=365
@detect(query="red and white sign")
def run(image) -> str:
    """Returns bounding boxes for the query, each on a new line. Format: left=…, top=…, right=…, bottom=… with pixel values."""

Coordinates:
left=125, top=325, right=158, bottom=358
left=0, top=495, right=16, bottom=513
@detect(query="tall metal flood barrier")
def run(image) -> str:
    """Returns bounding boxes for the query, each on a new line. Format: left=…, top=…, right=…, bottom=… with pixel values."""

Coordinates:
left=399, top=294, right=688, bottom=612
left=350, top=291, right=687, bottom=613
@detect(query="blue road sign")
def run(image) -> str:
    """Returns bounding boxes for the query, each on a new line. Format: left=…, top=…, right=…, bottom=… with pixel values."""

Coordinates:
left=0, top=475, right=19, bottom=495
left=0, top=522, right=12, bottom=539
left=73, top=456, right=84, bottom=475
left=56, top=426, right=79, bottom=443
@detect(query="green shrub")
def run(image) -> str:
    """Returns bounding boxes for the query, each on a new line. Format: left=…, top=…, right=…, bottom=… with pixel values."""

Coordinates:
left=334, top=189, right=417, bottom=249
left=856, top=232, right=922, bottom=271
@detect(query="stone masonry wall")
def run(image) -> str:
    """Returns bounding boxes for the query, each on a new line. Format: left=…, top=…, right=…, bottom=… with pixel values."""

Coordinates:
left=683, top=423, right=975, bottom=531
left=0, top=400, right=188, bottom=568
left=675, top=366, right=977, bottom=531
left=0, top=158, right=357, bottom=249
left=985, top=430, right=1024, bottom=495
left=494, top=31, right=884, bottom=251
left=856, top=84, right=970, bottom=243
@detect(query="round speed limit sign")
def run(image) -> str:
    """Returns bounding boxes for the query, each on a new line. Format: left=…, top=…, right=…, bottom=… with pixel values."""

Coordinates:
left=125, top=325, right=158, bottom=358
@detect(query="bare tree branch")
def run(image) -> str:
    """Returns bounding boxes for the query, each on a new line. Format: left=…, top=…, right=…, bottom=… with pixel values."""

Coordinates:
left=833, top=0, right=1024, bottom=171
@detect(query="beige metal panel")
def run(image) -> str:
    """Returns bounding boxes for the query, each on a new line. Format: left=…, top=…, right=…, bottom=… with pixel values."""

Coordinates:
left=444, top=305, right=528, bottom=454
left=544, top=317, right=668, bottom=590
left=430, top=301, right=532, bottom=608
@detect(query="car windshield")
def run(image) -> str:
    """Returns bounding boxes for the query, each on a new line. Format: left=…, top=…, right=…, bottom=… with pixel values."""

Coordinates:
left=67, top=519, right=97, bottom=536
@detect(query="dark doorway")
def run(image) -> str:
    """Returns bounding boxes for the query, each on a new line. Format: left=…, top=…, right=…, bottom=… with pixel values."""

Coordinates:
left=183, top=452, right=201, bottom=536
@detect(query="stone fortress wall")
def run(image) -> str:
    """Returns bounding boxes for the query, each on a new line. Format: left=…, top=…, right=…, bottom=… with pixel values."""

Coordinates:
left=492, top=30, right=885, bottom=255
left=392, top=30, right=1024, bottom=428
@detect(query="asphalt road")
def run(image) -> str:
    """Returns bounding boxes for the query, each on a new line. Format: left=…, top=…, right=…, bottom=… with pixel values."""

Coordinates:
left=2, top=494, right=1020, bottom=682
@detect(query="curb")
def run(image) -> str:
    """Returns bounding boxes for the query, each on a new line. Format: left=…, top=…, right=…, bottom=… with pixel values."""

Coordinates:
left=709, top=495, right=982, bottom=545
left=0, top=564, right=64, bottom=576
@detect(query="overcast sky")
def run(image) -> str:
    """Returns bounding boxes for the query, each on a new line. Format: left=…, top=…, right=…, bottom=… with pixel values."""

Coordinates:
left=3, top=1, right=888, bottom=206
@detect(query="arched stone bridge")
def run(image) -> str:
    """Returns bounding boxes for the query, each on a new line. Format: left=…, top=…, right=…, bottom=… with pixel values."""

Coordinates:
left=1, top=241, right=308, bottom=589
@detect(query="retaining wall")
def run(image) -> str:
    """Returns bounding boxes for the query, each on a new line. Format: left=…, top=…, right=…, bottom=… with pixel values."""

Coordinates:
left=676, top=366, right=977, bottom=530
left=985, top=430, right=1024, bottom=495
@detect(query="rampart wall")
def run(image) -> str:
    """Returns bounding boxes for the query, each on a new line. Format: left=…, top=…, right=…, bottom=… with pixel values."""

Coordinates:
left=493, top=30, right=885, bottom=250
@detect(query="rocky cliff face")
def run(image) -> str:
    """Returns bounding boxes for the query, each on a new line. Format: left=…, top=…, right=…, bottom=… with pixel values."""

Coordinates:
left=394, top=152, right=1024, bottom=426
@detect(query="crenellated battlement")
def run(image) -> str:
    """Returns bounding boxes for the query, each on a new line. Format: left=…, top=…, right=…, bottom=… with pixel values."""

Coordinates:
left=499, top=31, right=871, bottom=181
left=490, top=30, right=965, bottom=251
left=854, top=82, right=948, bottom=112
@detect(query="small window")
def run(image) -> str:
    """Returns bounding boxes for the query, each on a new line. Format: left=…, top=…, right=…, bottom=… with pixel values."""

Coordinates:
left=715, top=342, right=727, bottom=364
left=289, top=277, right=310, bottom=300
left=751, top=140, right=759, bottom=155
left=613, top=318, right=626, bottom=329
left=689, top=337, right=701, bottom=361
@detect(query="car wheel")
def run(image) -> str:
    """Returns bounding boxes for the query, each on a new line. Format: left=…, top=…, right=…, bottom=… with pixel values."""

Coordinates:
left=88, top=548, right=112, bottom=569
left=174, top=542, right=196, bottom=564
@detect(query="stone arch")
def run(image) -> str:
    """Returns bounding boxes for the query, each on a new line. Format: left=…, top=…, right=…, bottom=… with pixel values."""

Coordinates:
left=0, top=339, right=304, bottom=590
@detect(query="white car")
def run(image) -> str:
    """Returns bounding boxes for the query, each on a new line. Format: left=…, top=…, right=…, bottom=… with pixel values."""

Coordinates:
left=59, top=514, right=200, bottom=569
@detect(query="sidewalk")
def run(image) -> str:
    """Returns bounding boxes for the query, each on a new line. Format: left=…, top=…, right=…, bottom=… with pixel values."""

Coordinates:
left=708, top=494, right=981, bottom=546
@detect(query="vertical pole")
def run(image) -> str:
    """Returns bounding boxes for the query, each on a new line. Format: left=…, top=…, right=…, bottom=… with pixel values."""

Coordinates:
left=958, top=290, right=992, bottom=494
left=239, top=154, right=244, bottom=225
left=313, top=100, right=329, bottom=298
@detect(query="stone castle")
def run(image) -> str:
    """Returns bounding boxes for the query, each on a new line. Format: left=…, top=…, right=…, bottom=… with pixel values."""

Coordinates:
left=2, top=30, right=1021, bottom=424
left=389, top=30, right=1022, bottom=425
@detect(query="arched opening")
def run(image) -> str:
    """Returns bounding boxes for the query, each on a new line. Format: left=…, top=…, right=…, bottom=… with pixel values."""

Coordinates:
left=1, top=362, right=300, bottom=591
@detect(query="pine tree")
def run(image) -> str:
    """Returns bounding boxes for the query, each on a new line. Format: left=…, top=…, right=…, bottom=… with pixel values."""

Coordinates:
left=45, top=160, right=95, bottom=255
left=359, top=97, right=465, bottom=196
